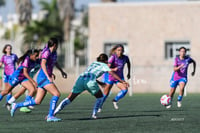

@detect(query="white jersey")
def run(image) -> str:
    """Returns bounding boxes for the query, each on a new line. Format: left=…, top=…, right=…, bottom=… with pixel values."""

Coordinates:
left=80, top=61, right=111, bottom=80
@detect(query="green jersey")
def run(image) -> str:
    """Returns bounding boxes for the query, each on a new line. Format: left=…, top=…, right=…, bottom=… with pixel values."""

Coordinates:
left=80, top=61, right=111, bottom=79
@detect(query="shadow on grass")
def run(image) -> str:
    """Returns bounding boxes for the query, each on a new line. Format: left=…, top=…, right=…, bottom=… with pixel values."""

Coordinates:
left=64, top=114, right=161, bottom=121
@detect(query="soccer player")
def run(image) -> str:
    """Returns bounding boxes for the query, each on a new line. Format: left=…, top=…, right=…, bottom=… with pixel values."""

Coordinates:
left=0, top=49, right=39, bottom=106
left=10, top=37, right=67, bottom=122
left=0, top=44, right=18, bottom=103
left=53, top=53, right=129, bottom=119
left=99, top=44, right=131, bottom=112
left=0, top=67, right=2, bottom=91
left=166, top=47, right=196, bottom=108
left=7, top=49, right=42, bottom=113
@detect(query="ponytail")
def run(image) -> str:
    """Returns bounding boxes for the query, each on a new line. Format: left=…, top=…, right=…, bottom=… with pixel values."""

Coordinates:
left=17, top=49, right=39, bottom=65
left=47, top=37, right=58, bottom=48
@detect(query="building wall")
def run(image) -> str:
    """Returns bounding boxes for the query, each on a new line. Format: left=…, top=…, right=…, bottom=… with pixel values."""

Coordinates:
left=89, top=1, right=200, bottom=93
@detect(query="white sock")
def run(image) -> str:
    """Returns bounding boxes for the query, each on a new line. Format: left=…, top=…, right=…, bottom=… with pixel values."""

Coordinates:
left=8, top=97, right=16, bottom=104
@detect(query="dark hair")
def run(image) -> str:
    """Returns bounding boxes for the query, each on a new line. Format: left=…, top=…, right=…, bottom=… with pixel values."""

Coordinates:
left=17, top=49, right=39, bottom=65
left=97, top=53, right=108, bottom=63
left=2, top=44, right=12, bottom=54
left=109, top=44, right=124, bottom=56
left=179, top=47, right=187, bottom=53
left=47, top=37, right=58, bottom=48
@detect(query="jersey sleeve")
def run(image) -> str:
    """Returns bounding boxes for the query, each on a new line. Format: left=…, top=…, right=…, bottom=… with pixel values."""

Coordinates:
left=14, top=54, right=18, bottom=62
left=188, top=56, right=194, bottom=64
left=0, top=55, right=4, bottom=63
left=101, top=63, right=111, bottom=72
left=41, top=50, right=50, bottom=60
left=125, top=55, right=130, bottom=64
left=173, top=57, right=178, bottom=67
left=108, top=54, right=115, bottom=64
left=21, top=56, right=29, bottom=68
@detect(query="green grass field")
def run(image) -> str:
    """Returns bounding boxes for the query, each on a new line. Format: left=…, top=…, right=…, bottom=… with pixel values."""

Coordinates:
left=0, top=93, right=200, bottom=133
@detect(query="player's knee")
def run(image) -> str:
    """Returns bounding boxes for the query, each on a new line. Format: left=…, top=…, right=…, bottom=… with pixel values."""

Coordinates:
left=54, top=92, right=60, bottom=97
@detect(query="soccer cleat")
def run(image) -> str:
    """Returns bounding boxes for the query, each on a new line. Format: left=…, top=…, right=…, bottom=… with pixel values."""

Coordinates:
left=46, top=116, right=61, bottom=122
left=6, top=103, right=11, bottom=111
left=97, top=108, right=102, bottom=113
left=177, top=101, right=182, bottom=108
left=20, top=107, right=31, bottom=113
left=91, top=114, right=97, bottom=119
left=112, top=101, right=119, bottom=109
left=28, top=106, right=34, bottom=109
left=166, top=104, right=171, bottom=109
left=10, top=103, right=17, bottom=117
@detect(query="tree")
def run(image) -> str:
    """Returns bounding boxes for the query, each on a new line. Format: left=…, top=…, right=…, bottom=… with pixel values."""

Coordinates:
left=0, top=0, right=5, bottom=7
left=22, top=0, right=64, bottom=49
left=15, top=0, right=32, bottom=25
left=57, top=0, right=74, bottom=41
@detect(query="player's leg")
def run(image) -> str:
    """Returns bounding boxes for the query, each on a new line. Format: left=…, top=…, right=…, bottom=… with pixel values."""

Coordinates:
left=92, top=89, right=104, bottom=119
left=10, top=88, right=46, bottom=117
left=4, top=75, right=12, bottom=102
left=0, top=83, right=14, bottom=101
left=98, top=83, right=113, bottom=112
left=44, top=83, right=61, bottom=122
left=166, top=79, right=178, bottom=109
left=5, top=83, right=12, bottom=102
left=19, top=83, right=35, bottom=112
left=54, top=92, right=80, bottom=115
left=6, top=86, right=26, bottom=111
left=112, top=82, right=128, bottom=109
left=177, top=81, right=186, bottom=108
left=54, top=77, right=83, bottom=115
left=21, top=80, right=36, bottom=101
left=8, top=86, right=26, bottom=104
left=86, top=80, right=104, bottom=119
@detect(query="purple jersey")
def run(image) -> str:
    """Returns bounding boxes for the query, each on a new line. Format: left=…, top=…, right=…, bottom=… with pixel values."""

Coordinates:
left=16, top=56, right=37, bottom=81
left=173, top=56, right=193, bottom=81
left=0, top=54, right=18, bottom=75
left=41, top=47, right=57, bottom=76
left=108, top=54, right=130, bottom=81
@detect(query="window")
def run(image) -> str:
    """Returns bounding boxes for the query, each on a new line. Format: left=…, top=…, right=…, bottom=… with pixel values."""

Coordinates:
left=165, top=41, right=190, bottom=59
left=104, top=42, right=128, bottom=56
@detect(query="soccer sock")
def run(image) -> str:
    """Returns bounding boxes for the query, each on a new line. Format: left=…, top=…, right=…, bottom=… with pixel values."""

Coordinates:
left=178, top=95, right=183, bottom=101
left=92, top=97, right=104, bottom=116
left=6, top=94, right=12, bottom=102
left=99, top=95, right=108, bottom=109
left=15, top=99, right=36, bottom=109
left=0, top=94, right=3, bottom=101
left=114, top=89, right=128, bottom=102
left=48, top=96, right=59, bottom=117
left=54, top=98, right=71, bottom=115
left=59, top=98, right=71, bottom=110
left=25, top=95, right=32, bottom=101
left=8, top=96, right=16, bottom=104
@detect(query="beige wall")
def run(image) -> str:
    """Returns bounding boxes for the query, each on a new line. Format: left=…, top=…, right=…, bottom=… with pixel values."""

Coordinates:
left=89, top=2, right=200, bottom=93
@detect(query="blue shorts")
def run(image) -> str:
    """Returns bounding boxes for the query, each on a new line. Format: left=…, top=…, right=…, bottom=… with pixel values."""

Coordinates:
left=8, top=77, right=23, bottom=87
left=103, top=72, right=124, bottom=85
left=37, top=70, right=53, bottom=89
left=3, top=74, right=12, bottom=83
left=170, top=78, right=187, bottom=88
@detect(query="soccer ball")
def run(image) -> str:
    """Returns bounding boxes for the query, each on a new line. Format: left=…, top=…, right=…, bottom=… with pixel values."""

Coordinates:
left=160, top=94, right=172, bottom=106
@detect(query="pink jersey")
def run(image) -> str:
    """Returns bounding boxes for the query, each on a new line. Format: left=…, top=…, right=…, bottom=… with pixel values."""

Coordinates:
left=173, top=56, right=193, bottom=81
left=15, top=56, right=37, bottom=81
left=0, top=54, right=18, bottom=75
left=41, top=47, right=57, bottom=76
left=108, top=54, right=130, bottom=81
